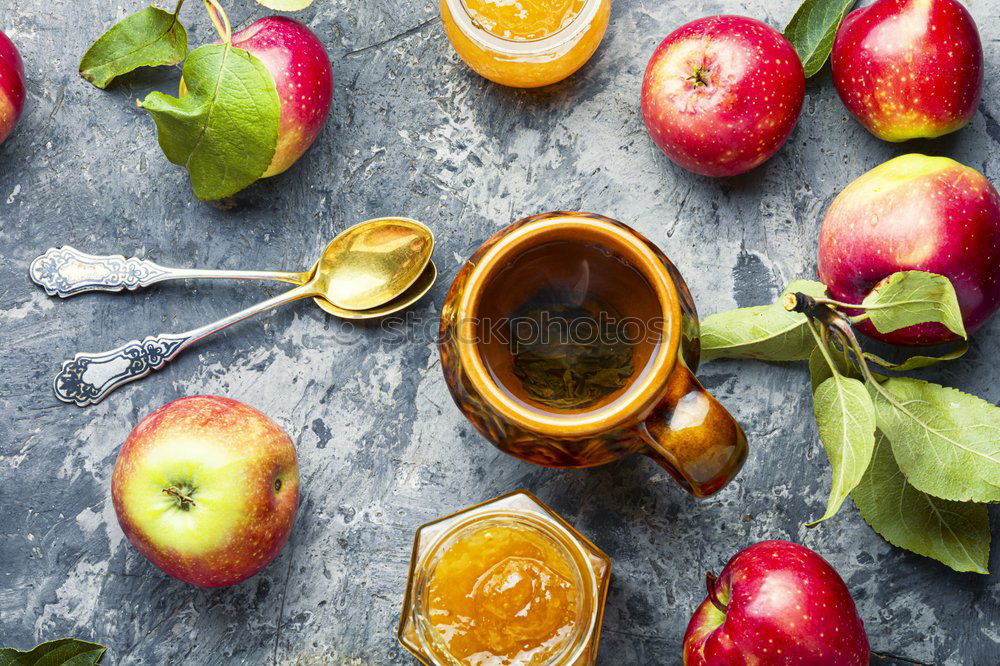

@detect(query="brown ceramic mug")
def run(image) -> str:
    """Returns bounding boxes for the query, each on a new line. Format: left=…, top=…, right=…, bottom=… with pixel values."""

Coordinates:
left=439, top=212, right=747, bottom=497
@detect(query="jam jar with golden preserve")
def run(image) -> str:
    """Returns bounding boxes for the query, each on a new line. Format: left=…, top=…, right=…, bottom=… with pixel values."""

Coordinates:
left=440, top=0, right=611, bottom=88
left=398, top=490, right=611, bottom=665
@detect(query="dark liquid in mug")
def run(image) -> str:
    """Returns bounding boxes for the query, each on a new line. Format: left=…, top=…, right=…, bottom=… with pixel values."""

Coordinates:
left=476, top=241, right=664, bottom=413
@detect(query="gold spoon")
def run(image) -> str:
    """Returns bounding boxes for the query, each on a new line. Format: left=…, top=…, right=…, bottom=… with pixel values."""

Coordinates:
left=31, top=217, right=433, bottom=315
left=52, top=218, right=435, bottom=406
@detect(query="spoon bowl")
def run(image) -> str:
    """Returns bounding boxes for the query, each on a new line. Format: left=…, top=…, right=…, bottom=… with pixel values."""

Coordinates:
left=313, top=261, right=437, bottom=319
left=312, top=217, right=434, bottom=311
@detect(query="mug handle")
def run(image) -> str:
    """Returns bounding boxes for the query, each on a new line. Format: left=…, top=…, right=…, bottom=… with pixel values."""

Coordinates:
left=638, top=363, right=748, bottom=498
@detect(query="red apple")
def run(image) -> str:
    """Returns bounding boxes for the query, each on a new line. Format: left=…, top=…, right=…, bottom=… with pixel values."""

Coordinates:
left=641, top=16, right=805, bottom=178
left=231, top=16, right=333, bottom=177
left=818, top=154, right=1000, bottom=345
left=0, top=29, right=25, bottom=145
left=832, top=0, right=983, bottom=142
left=683, top=540, right=870, bottom=665
left=111, top=395, right=299, bottom=587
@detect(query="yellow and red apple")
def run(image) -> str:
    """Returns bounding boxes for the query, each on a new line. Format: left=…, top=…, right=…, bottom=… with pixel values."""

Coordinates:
left=819, top=154, right=1000, bottom=345
left=231, top=16, right=333, bottom=177
left=832, top=0, right=983, bottom=142
left=111, top=396, right=299, bottom=588
left=641, top=16, right=805, bottom=178
left=0, top=29, right=25, bottom=146
left=683, top=541, right=870, bottom=665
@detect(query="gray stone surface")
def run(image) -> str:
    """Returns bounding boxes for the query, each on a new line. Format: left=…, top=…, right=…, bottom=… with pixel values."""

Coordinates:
left=2, top=0, right=999, bottom=663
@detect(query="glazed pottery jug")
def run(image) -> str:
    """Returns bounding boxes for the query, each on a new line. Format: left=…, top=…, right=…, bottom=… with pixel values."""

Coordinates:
left=439, top=212, right=747, bottom=497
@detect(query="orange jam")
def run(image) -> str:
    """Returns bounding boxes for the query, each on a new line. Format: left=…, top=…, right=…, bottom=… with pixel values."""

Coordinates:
left=424, top=521, right=582, bottom=663
left=465, top=0, right=587, bottom=40
left=440, top=0, right=611, bottom=88
left=400, top=491, right=610, bottom=666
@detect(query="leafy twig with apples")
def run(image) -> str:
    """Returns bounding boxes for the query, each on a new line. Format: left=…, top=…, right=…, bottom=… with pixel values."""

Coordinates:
left=640, top=0, right=993, bottom=577
left=78, top=0, right=332, bottom=201
left=702, top=153, right=1000, bottom=575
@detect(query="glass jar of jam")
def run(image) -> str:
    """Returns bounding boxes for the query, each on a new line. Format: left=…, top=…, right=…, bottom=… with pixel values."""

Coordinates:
left=399, top=489, right=611, bottom=665
left=439, top=0, right=611, bottom=88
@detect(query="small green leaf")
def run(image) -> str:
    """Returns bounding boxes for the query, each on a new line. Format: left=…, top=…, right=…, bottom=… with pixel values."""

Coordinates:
left=862, top=271, right=967, bottom=339
left=140, top=43, right=280, bottom=200
left=79, top=5, right=188, bottom=89
left=863, top=342, right=968, bottom=372
left=0, top=638, right=107, bottom=665
left=808, top=342, right=858, bottom=392
left=701, top=280, right=828, bottom=362
left=256, top=0, right=314, bottom=8
left=852, top=432, right=990, bottom=574
left=784, top=0, right=857, bottom=78
left=808, top=375, right=876, bottom=525
left=871, top=377, right=1000, bottom=503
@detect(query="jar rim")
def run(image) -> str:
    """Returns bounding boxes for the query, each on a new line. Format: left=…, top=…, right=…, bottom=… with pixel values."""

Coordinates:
left=441, top=0, right=605, bottom=55
left=411, top=509, right=600, bottom=665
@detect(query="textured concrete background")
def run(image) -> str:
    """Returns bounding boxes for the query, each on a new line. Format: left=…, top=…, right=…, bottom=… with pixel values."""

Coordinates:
left=2, top=0, right=999, bottom=663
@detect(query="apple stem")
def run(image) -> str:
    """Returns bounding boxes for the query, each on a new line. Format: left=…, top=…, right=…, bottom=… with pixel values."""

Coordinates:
left=784, top=292, right=845, bottom=329
left=172, top=0, right=185, bottom=17
left=163, top=485, right=196, bottom=509
left=687, top=66, right=710, bottom=88
left=202, top=0, right=232, bottom=44
left=705, top=571, right=728, bottom=613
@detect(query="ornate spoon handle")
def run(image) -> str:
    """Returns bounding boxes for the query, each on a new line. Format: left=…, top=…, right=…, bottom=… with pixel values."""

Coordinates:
left=54, top=283, right=315, bottom=406
left=30, top=246, right=307, bottom=298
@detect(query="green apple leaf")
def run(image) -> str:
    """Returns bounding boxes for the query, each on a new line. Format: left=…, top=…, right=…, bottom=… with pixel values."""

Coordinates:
left=701, top=280, right=829, bottom=362
left=808, top=341, right=859, bottom=392
left=808, top=374, right=876, bottom=526
left=861, top=271, right=967, bottom=339
left=0, top=638, right=107, bottom=665
left=784, top=0, right=856, bottom=78
left=871, top=377, right=1000, bottom=503
left=863, top=342, right=968, bottom=372
left=139, top=43, right=279, bottom=201
left=255, top=0, right=314, bottom=8
left=79, top=5, right=188, bottom=89
left=852, top=432, right=990, bottom=574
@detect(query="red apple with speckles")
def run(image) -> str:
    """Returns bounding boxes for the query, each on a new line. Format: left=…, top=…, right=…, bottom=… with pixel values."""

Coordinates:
left=0, top=29, right=25, bottom=145
left=112, top=396, right=299, bottom=587
left=832, top=0, right=982, bottom=142
left=683, top=540, right=870, bottom=665
left=819, top=154, right=1000, bottom=346
left=231, top=16, right=333, bottom=177
left=641, top=16, right=805, bottom=178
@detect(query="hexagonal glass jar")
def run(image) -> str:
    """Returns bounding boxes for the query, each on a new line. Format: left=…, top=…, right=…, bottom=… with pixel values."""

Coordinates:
left=398, top=489, right=612, bottom=665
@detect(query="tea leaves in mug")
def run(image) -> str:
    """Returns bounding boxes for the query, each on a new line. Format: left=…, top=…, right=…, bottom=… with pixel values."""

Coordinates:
left=871, top=377, right=1000, bottom=503
left=701, top=280, right=828, bottom=362
left=808, top=375, right=876, bottom=526
left=852, top=432, right=990, bottom=574
left=861, top=271, right=967, bottom=339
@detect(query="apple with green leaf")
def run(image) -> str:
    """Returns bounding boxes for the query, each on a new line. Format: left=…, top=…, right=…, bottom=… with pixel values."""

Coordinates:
left=832, top=0, right=982, bottom=142
left=162, top=15, right=333, bottom=197
left=112, top=396, right=299, bottom=587
left=0, top=29, right=25, bottom=146
left=229, top=16, right=333, bottom=178
left=818, top=154, right=1000, bottom=346
left=80, top=5, right=332, bottom=200
left=683, top=540, right=870, bottom=665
